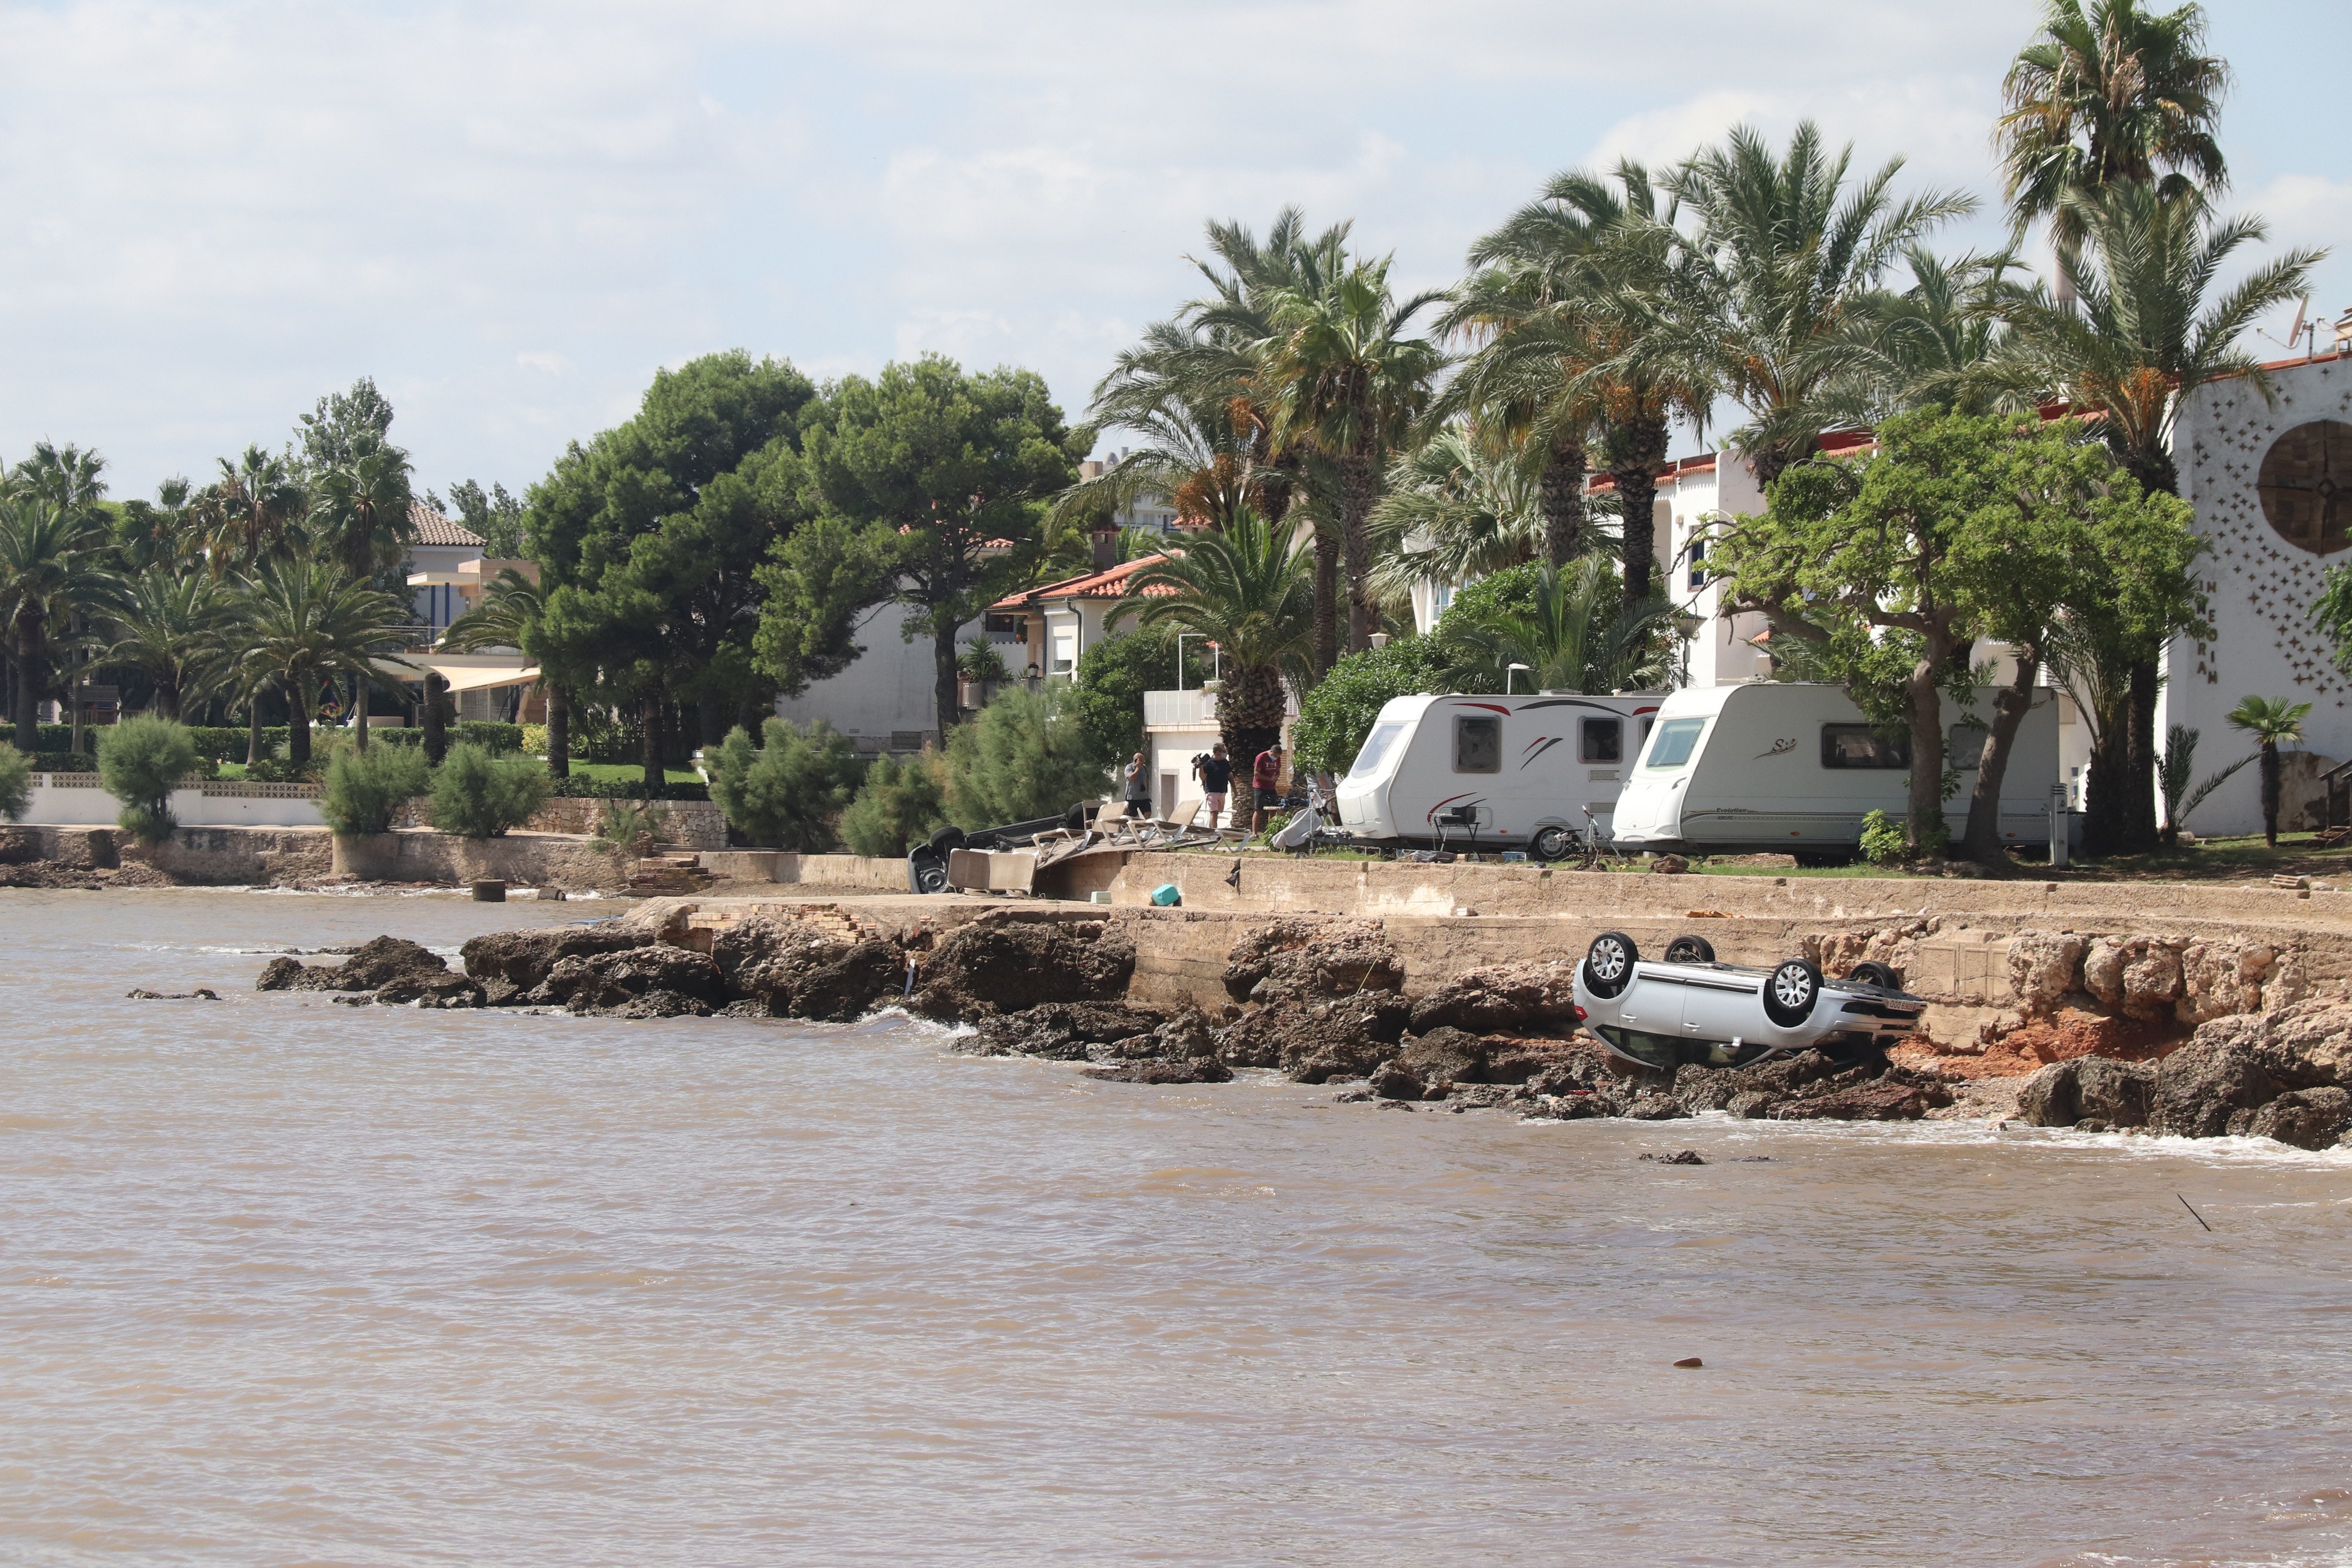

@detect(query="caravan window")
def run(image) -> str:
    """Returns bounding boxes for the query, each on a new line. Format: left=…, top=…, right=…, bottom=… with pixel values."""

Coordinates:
left=1348, top=721, right=1408, bottom=781
left=1453, top=715, right=1502, bottom=773
left=1947, top=723, right=1989, bottom=769
left=1645, top=718, right=1706, bottom=769
left=1821, top=725, right=1910, bottom=769
left=1580, top=717, right=1622, bottom=763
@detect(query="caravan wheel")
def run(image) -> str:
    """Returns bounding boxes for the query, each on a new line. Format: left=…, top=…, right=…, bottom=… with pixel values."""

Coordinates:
left=1529, top=824, right=1577, bottom=863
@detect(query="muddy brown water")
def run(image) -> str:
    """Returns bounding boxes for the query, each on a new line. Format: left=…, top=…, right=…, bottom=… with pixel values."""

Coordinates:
left=4, top=890, right=2350, bottom=1567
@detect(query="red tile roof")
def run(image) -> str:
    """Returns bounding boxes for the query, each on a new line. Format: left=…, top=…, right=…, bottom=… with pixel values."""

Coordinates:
left=991, top=553, right=1177, bottom=611
left=408, top=503, right=485, bottom=548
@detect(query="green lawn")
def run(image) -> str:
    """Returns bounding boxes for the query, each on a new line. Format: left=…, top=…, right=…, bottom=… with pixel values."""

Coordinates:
left=558, top=763, right=707, bottom=787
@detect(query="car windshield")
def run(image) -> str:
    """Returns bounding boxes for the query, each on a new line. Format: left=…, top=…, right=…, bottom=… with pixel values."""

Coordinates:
left=1346, top=721, right=1408, bottom=781
left=1645, top=718, right=1706, bottom=769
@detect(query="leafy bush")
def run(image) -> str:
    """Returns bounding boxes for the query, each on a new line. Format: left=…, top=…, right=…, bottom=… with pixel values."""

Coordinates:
left=374, top=722, right=523, bottom=755
left=547, top=771, right=710, bottom=801
left=98, top=715, right=199, bottom=845
left=598, top=799, right=656, bottom=845
left=944, top=683, right=1109, bottom=829
left=0, top=742, right=31, bottom=821
left=520, top=723, right=548, bottom=756
left=839, top=751, right=950, bottom=858
left=246, top=756, right=322, bottom=784
left=32, top=752, right=99, bottom=774
left=319, top=742, right=431, bottom=836
left=1068, top=626, right=1210, bottom=766
left=1292, top=637, right=1447, bottom=779
left=427, top=743, right=552, bottom=838
left=707, top=718, right=863, bottom=850
left=956, top=636, right=1014, bottom=682
left=1859, top=809, right=1908, bottom=867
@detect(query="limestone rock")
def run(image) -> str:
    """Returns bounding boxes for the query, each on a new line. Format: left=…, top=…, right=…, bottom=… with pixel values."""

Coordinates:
left=1082, top=1058, right=1233, bottom=1085
left=911, top=919, right=1135, bottom=1021
left=1397, top=1026, right=1489, bottom=1086
left=2006, top=930, right=2087, bottom=1016
left=2073, top=1057, right=2157, bottom=1128
left=736, top=938, right=905, bottom=1022
left=2246, top=1087, right=2352, bottom=1150
left=2176, top=940, right=2277, bottom=1026
left=1777, top=1081, right=1930, bottom=1121
left=461, top=927, right=648, bottom=991
left=1407, top=961, right=1583, bottom=1036
left=2152, top=1024, right=2283, bottom=1139
left=1368, top=1060, right=1424, bottom=1100
left=613, top=988, right=713, bottom=1019
left=258, top=935, right=447, bottom=993
left=531, top=945, right=727, bottom=1014
left=1221, top=919, right=1400, bottom=1004
left=2016, top=1060, right=2079, bottom=1126
left=373, top=972, right=486, bottom=1009
left=970, top=1002, right=1168, bottom=1060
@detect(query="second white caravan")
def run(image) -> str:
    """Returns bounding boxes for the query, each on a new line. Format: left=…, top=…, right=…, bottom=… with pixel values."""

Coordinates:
left=1609, top=682, right=2068, bottom=862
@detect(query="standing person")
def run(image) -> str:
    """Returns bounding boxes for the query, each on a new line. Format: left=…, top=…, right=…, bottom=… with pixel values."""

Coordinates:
left=1251, top=743, right=1284, bottom=836
left=1195, top=743, right=1232, bottom=830
left=1122, top=750, right=1153, bottom=818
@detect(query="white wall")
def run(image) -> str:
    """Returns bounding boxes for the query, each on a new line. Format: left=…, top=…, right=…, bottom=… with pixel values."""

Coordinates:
left=18, top=776, right=328, bottom=827
left=2163, top=356, right=2352, bottom=837
left=772, top=602, right=986, bottom=751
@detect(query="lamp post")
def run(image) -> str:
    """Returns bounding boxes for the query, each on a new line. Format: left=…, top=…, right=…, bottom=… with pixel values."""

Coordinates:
left=1368, top=632, right=1391, bottom=651
left=1175, top=633, right=1200, bottom=691
left=1505, top=662, right=1531, bottom=695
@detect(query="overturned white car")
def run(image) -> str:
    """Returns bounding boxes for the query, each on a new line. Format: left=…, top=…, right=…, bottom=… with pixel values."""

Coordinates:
left=1571, top=930, right=1927, bottom=1073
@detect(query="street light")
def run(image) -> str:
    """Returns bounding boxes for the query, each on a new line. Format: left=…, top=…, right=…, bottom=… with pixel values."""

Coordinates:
left=1368, top=631, right=1391, bottom=650
left=1505, top=662, right=1532, bottom=694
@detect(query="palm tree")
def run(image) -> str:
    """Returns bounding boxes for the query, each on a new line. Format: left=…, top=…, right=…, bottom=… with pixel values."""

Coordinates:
left=2227, top=695, right=2312, bottom=849
left=6, top=440, right=110, bottom=512
left=105, top=568, right=234, bottom=720
left=308, top=440, right=416, bottom=580
left=117, top=478, right=201, bottom=573
left=236, top=556, right=415, bottom=766
left=1111, top=508, right=1314, bottom=766
left=1431, top=555, right=1676, bottom=696
left=196, top=446, right=307, bottom=573
left=1369, top=423, right=1549, bottom=603
left=1995, top=0, right=2229, bottom=296
left=1661, top=122, right=1974, bottom=486
left=0, top=499, right=121, bottom=752
left=1861, top=247, right=2037, bottom=416
left=2005, top=182, right=2320, bottom=852
left=1255, top=254, right=1446, bottom=655
left=441, top=567, right=572, bottom=775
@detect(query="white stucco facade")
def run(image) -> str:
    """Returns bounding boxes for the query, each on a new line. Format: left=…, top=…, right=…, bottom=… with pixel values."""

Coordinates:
left=770, top=602, right=993, bottom=753
left=2162, top=353, right=2352, bottom=837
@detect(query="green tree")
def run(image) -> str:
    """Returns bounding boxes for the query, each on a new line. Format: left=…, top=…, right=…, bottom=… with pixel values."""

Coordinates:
left=308, top=441, right=416, bottom=581
left=1291, top=636, right=1447, bottom=780
left=529, top=351, right=816, bottom=788
left=97, top=713, right=198, bottom=843
left=105, top=568, right=233, bottom=720
left=293, top=377, right=398, bottom=478
left=1663, top=122, right=1974, bottom=485
left=754, top=357, right=1084, bottom=741
left=1369, top=424, right=1549, bottom=602
left=1068, top=625, right=1208, bottom=768
left=1995, top=0, right=2230, bottom=295
left=236, top=556, right=414, bottom=765
left=0, top=499, right=121, bottom=752
left=426, top=742, right=549, bottom=838
left=1433, top=555, right=1675, bottom=698
left=2003, top=181, right=2319, bottom=851
left=436, top=478, right=526, bottom=558
left=1719, top=410, right=2036, bottom=854
left=1255, top=255, right=1445, bottom=655
left=440, top=567, right=574, bottom=775
left=320, top=740, right=429, bottom=836
left=0, top=741, right=32, bottom=820
left=2226, top=695, right=2311, bottom=849
left=194, top=446, right=308, bottom=573
left=706, top=717, right=862, bottom=851
left=941, top=683, right=1108, bottom=829
left=115, top=477, right=202, bottom=573
left=1113, top=508, right=1315, bottom=766
left=839, top=751, right=950, bottom=858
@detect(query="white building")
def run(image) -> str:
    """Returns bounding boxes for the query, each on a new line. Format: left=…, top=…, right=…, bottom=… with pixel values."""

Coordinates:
left=2162, top=350, right=2352, bottom=836
left=769, top=601, right=997, bottom=755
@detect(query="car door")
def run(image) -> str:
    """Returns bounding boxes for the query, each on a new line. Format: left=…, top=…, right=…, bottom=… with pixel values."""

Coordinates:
left=1613, top=965, right=1685, bottom=1040
left=1676, top=967, right=1762, bottom=1047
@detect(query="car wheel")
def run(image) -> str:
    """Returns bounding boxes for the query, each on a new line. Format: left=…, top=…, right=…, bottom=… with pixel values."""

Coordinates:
left=1763, top=958, right=1823, bottom=1027
left=1662, top=934, right=1716, bottom=965
left=1529, top=824, right=1576, bottom=863
left=1582, top=930, right=1638, bottom=998
left=1847, top=960, right=1901, bottom=990
left=929, top=825, right=967, bottom=853
left=907, top=848, right=950, bottom=895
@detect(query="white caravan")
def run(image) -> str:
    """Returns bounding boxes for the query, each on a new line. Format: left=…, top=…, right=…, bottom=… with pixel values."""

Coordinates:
left=1610, top=682, right=2066, bottom=862
left=1333, top=692, right=1665, bottom=859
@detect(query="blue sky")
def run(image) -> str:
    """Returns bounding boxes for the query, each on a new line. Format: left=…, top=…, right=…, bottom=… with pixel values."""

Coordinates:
left=1, top=0, right=2344, bottom=502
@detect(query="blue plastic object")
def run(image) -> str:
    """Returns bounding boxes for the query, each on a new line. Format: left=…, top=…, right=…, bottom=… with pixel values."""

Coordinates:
left=1150, top=883, right=1183, bottom=907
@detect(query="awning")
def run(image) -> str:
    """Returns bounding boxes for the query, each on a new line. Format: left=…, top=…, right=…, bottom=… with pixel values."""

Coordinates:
left=372, top=656, right=540, bottom=694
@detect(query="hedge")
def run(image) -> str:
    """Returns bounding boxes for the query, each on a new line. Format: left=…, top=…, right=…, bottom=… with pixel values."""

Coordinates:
left=548, top=772, right=710, bottom=802
left=25, top=720, right=526, bottom=763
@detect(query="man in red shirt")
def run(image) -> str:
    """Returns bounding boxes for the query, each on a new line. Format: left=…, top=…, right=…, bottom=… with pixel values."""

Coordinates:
left=1251, top=744, right=1285, bottom=835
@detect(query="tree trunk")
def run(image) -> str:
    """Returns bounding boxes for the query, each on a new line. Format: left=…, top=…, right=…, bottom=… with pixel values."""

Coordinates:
left=1963, top=649, right=2040, bottom=865
left=14, top=620, right=41, bottom=754
left=2081, top=712, right=2127, bottom=857
left=285, top=679, right=311, bottom=767
left=1904, top=652, right=1948, bottom=856
left=1339, top=451, right=1376, bottom=656
left=1750, top=436, right=1817, bottom=496
left=352, top=672, right=369, bottom=752
left=157, top=679, right=180, bottom=723
left=933, top=616, right=960, bottom=744
left=546, top=685, right=570, bottom=780
left=642, top=693, right=665, bottom=793
left=1610, top=417, right=1669, bottom=608
left=2260, top=742, right=2282, bottom=848
left=422, top=672, right=448, bottom=766
left=1538, top=434, right=1587, bottom=567
left=1217, top=665, right=1287, bottom=787
left=1311, top=519, right=1338, bottom=677
left=2123, top=659, right=2160, bottom=853
left=246, top=698, right=264, bottom=767
left=69, top=677, right=84, bottom=761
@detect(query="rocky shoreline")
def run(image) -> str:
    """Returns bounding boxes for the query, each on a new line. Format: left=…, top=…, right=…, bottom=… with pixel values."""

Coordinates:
left=218, top=908, right=2352, bottom=1152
